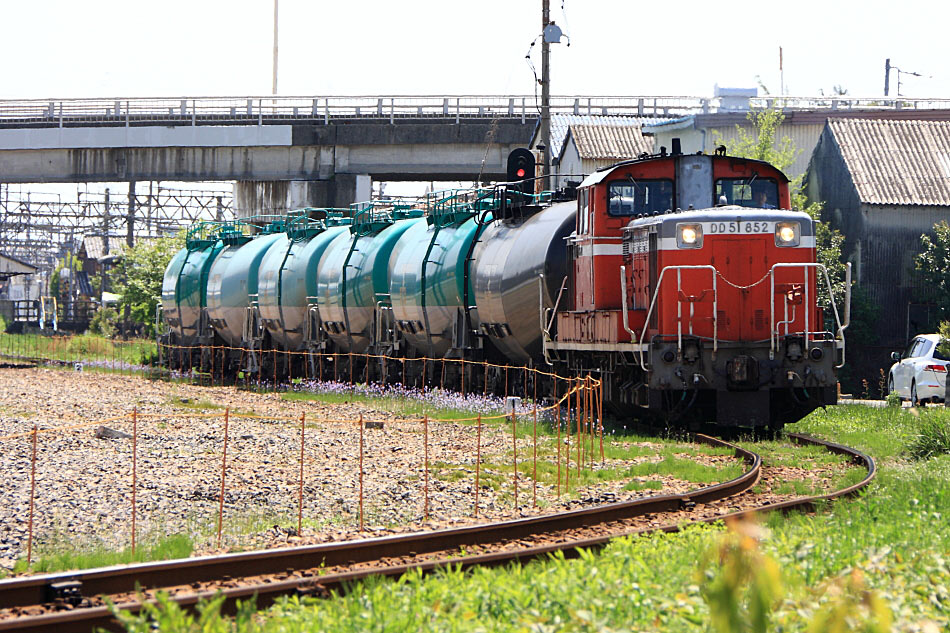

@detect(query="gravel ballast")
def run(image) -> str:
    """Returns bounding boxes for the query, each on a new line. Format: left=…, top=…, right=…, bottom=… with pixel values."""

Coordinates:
left=0, top=366, right=746, bottom=571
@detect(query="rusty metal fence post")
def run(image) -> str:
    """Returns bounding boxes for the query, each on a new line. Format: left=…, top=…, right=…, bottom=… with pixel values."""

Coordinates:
left=532, top=405, right=538, bottom=508
left=511, top=410, right=518, bottom=509
left=423, top=414, right=430, bottom=522
left=598, top=379, right=605, bottom=463
left=216, top=407, right=230, bottom=549
left=556, top=381, right=561, bottom=498
left=575, top=379, right=582, bottom=478
left=131, top=408, right=138, bottom=554
left=27, top=425, right=37, bottom=566
left=298, top=412, right=306, bottom=536
left=359, top=413, right=364, bottom=531
left=474, top=413, right=481, bottom=517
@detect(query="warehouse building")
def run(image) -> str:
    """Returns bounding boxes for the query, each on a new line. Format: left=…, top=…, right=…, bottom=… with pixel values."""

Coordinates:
left=805, top=118, right=950, bottom=376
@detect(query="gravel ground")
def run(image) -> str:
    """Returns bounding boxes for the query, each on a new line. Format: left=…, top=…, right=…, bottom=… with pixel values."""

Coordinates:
left=0, top=366, right=742, bottom=571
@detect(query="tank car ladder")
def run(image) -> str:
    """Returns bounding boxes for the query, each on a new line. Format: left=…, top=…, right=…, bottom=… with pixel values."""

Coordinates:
left=242, top=294, right=265, bottom=374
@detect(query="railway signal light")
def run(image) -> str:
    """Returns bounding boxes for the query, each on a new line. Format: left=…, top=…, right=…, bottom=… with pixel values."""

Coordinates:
left=507, top=148, right=536, bottom=197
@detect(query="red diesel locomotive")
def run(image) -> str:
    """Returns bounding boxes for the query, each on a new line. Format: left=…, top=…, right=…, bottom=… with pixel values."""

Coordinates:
left=543, top=142, right=850, bottom=428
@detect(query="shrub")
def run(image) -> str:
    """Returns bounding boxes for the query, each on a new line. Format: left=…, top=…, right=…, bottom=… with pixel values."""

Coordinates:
left=88, top=306, right=118, bottom=338
left=885, top=392, right=901, bottom=408
left=907, top=416, right=950, bottom=459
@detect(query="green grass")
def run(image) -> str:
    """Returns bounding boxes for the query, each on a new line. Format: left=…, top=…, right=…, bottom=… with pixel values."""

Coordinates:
left=9, top=533, right=193, bottom=576
left=0, top=331, right=155, bottom=366
left=622, top=479, right=664, bottom=491
left=164, top=396, right=259, bottom=417
left=906, top=415, right=950, bottom=459
left=431, top=441, right=745, bottom=498
left=116, top=404, right=950, bottom=631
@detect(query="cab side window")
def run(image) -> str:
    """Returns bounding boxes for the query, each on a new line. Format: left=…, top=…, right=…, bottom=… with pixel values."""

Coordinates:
left=607, top=180, right=673, bottom=216
left=577, top=188, right=589, bottom=234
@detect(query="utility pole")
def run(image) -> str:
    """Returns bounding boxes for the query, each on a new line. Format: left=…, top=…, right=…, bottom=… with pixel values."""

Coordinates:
left=102, top=188, right=110, bottom=302
left=540, top=0, right=551, bottom=192
left=779, top=47, right=784, bottom=96
left=272, top=0, right=279, bottom=94
left=126, top=181, right=136, bottom=248
left=884, top=58, right=891, bottom=96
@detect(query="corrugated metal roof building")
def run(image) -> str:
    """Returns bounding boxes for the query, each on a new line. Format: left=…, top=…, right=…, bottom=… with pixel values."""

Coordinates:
left=529, top=115, right=665, bottom=188
left=79, top=235, right=128, bottom=263
left=552, top=122, right=654, bottom=188
left=645, top=108, right=950, bottom=181
left=805, top=118, right=950, bottom=365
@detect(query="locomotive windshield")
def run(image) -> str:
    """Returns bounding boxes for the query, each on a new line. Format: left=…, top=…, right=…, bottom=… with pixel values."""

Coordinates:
left=608, top=179, right=673, bottom=216
left=715, top=178, right=779, bottom=209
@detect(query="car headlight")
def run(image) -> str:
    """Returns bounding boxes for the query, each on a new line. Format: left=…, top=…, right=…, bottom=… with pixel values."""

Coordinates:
left=676, top=223, right=703, bottom=248
left=775, top=221, right=800, bottom=247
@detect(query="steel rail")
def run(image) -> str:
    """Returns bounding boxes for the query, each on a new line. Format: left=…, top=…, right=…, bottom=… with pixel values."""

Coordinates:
left=0, top=435, right=756, bottom=613
left=0, top=433, right=874, bottom=632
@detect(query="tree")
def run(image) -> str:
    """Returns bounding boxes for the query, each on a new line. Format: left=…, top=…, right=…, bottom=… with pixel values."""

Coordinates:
left=915, top=220, right=950, bottom=318
left=109, top=232, right=186, bottom=336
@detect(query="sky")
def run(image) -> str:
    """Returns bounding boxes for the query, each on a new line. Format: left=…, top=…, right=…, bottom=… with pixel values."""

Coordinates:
left=2, top=0, right=947, bottom=100
left=1, top=0, right=946, bottom=200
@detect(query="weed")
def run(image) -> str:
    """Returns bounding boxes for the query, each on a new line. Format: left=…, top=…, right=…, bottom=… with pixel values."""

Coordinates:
left=907, top=416, right=950, bottom=459
left=14, top=533, right=192, bottom=575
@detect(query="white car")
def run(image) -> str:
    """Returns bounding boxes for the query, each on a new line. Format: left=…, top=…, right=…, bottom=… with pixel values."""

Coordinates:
left=888, top=334, right=949, bottom=405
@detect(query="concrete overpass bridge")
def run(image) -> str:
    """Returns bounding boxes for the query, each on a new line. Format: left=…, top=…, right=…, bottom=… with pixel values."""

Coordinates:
left=3, top=94, right=949, bottom=214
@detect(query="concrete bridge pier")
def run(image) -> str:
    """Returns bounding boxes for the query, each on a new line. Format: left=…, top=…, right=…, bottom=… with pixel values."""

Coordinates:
left=234, top=176, right=372, bottom=218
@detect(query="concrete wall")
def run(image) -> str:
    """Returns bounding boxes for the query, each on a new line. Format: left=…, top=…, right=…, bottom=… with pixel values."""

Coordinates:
left=233, top=175, right=371, bottom=216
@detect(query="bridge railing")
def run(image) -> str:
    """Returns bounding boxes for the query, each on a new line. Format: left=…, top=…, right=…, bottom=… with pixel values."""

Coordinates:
left=2, top=95, right=949, bottom=127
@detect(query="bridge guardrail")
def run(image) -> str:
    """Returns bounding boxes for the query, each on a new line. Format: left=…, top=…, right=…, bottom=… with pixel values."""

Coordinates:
left=2, top=95, right=949, bottom=127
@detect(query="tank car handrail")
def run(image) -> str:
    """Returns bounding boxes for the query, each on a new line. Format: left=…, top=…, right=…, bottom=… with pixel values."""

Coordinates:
left=769, top=262, right=850, bottom=368
left=639, top=265, right=718, bottom=371
left=539, top=274, right=568, bottom=367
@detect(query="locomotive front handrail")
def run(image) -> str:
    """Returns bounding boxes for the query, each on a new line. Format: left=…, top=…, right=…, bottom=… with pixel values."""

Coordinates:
left=769, top=262, right=850, bottom=368
left=639, top=265, right=718, bottom=371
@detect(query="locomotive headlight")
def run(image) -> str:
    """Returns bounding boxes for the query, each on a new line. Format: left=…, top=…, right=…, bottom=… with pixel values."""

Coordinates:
left=676, top=223, right=703, bottom=248
left=775, top=222, right=800, bottom=247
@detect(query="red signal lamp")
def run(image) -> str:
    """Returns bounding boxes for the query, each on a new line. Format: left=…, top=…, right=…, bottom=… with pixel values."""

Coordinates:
left=516, top=168, right=526, bottom=178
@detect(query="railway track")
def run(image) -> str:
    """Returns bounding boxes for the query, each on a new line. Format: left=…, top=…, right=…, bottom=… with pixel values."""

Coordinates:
left=0, top=433, right=875, bottom=633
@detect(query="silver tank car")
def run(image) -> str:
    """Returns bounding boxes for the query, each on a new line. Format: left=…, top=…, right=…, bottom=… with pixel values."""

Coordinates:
left=471, top=202, right=576, bottom=363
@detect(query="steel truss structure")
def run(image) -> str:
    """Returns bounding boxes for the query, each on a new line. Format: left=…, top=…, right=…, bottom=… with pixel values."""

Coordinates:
left=0, top=184, right=233, bottom=268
